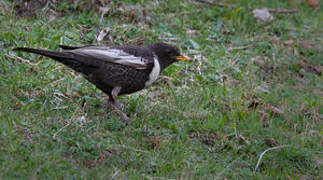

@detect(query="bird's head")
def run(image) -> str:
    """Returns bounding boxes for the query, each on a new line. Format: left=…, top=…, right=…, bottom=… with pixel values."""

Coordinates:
left=149, top=42, right=190, bottom=70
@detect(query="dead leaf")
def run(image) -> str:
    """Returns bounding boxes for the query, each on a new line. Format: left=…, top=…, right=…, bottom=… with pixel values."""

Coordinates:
left=237, top=134, right=250, bottom=145
left=97, top=27, right=110, bottom=42
left=147, top=136, right=163, bottom=149
left=295, top=60, right=322, bottom=76
left=253, top=8, right=274, bottom=22
left=311, top=89, right=323, bottom=96
left=258, top=110, right=269, bottom=123
left=82, top=150, right=113, bottom=169
left=288, top=0, right=296, bottom=6
left=127, top=37, right=147, bottom=46
left=255, top=85, right=270, bottom=94
left=283, top=40, right=294, bottom=47
left=25, top=89, right=43, bottom=98
left=306, top=0, right=319, bottom=10
left=264, top=138, right=279, bottom=147
left=248, top=100, right=261, bottom=109
left=186, top=29, right=200, bottom=37
left=200, top=133, right=218, bottom=146
left=116, top=3, right=140, bottom=19
left=314, top=156, right=323, bottom=166
left=251, top=56, right=265, bottom=66
left=142, top=9, right=151, bottom=22
left=262, top=103, right=284, bottom=116
left=271, top=106, right=284, bottom=115
left=299, top=40, right=313, bottom=49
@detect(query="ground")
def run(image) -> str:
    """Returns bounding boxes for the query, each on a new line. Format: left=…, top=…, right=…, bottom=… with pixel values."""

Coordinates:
left=0, top=0, right=322, bottom=179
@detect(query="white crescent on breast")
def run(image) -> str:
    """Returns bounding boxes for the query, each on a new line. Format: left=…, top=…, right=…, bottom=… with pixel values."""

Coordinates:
left=145, top=57, right=160, bottom=86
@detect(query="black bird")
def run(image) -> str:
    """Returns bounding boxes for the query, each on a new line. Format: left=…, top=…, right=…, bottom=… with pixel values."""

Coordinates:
left=13, top=42, right=190, bottom=122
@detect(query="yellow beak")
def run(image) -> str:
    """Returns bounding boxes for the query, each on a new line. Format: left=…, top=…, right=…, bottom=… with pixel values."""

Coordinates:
left=175, top=56, right=191, bottom=61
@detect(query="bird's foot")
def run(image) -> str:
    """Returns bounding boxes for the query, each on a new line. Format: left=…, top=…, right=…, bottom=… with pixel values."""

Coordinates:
left=108, top=101, right=130, bottom=124
left=108, top=86, right=130, bottom=124
left=113, top=107, right=130, bottom=124
left=119, top=112, right=130, bottom=124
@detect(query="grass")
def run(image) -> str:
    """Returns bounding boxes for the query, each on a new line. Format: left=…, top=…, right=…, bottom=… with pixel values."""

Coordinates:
left=0, top=0, right=322, bottom=179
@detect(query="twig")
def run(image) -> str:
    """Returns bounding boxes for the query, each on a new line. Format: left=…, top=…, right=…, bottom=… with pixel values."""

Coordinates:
left=268, top=9, right=299, bottom=14
left=227, top=45, right=253, bottom=52
left=52, top=121, right=72, bottom=140
left=52, top=106, right=85, bottom=139
left=51, top=106, right=68, bottom=110
left=111, top=168, right=119, bottom=179
left=95, top=7, right=110, bottom=44
left=99, top=8, right=108, bottom=28
left=237, top=134, right=250, bottom=145
left=6, top=54, right=41, bottom=66
left=193, top=0, right=235, bottom=8
left=192, top=53, right=203, bottom=75
left=50, top=77, right=67, bottom=86
left=187, top=52, right=201, bottom=56
left=197, top=58, right=202, bottom=75
left=254, top=145, right=289, bottom=172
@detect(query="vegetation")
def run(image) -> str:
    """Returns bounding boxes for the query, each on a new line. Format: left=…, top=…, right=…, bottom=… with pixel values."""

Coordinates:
left=0, top=0, right=322, bottom=179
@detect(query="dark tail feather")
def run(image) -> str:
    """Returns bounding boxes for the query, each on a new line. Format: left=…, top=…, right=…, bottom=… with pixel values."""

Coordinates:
left=13, top=47, right=97, bottom=74
left=13, top=47, right=70, bottom=60
left=12, top=47, right=84, bottom=68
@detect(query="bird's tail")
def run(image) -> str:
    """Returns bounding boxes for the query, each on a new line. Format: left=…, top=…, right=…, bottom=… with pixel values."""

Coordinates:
left=13, top=47, right=70, bottom=61
left=12, top=47, right=84, bottom=70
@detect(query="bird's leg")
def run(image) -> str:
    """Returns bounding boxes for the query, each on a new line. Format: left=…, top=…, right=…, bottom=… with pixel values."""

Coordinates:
left=111, top=86, right=122, bottom=109
left=108, top=86, right=130, bottom=123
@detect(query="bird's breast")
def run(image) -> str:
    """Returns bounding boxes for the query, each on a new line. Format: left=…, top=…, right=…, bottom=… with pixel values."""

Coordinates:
left=145, top=57, right=160, bottom=87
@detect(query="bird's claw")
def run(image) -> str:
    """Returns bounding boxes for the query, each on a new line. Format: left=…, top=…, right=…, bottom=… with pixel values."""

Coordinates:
left=108, top=100, right=130, bottom=124
left=119, top=113, right=130, bottom=124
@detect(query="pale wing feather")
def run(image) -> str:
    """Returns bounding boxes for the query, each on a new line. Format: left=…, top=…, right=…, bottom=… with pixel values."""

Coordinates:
left=71, top=47, right=149, bottom=69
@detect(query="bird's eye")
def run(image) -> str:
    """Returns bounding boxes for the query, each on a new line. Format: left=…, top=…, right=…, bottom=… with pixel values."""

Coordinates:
left=166, top=49, right=173, bottom=55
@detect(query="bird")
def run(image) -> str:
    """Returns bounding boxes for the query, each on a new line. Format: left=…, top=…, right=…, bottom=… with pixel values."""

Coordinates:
left=13, top=42, right=190, bottom=122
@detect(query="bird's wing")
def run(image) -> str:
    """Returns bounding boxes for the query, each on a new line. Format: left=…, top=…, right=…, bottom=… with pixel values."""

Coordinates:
left=69, top=46, right=153, bottom=69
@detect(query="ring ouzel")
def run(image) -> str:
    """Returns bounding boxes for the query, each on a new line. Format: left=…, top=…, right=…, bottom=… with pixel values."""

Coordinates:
left=13, top=42, right=190, bottom=122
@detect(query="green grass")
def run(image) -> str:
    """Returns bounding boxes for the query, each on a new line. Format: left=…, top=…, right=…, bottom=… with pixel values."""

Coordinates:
left=0, top=0, right=322, bottom=179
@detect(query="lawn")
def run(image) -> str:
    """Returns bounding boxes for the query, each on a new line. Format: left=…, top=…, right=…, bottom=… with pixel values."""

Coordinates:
left=0, top=0, right=322, bottom=179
